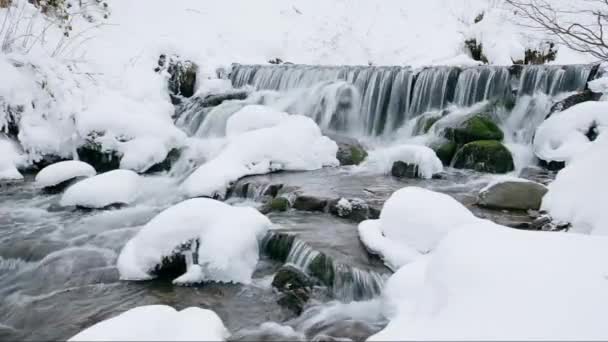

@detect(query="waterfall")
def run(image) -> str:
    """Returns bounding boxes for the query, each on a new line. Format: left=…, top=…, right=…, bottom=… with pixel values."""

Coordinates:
left=229, top=63, right=595, bottom=138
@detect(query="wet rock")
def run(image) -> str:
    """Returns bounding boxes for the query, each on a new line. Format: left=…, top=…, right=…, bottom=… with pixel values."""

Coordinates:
left=41, top=176, right=86, bottom=194
left=199, top=91, right=249, bottom=107
left=263, top=183, right=284, bottom=197
left=413, top=112, right=442, bottom=134
left=261, top=232, right=296, bottom=263
left=272, top=265, right=313, bottom=315
left=443, top=114, right=503, bottom=145
left=390, top=161, right=421, bottom=178
left=77, top=142, right=122, bottom=173
left=270, top=197, right=290, bottom=212
left=523, top=42, right=557, bottom=65
left=328, top=134, right=368, bottom=166
left=538, top=159, right=566, bottom=172
left=452, top=140, right=514, bottom=174
left=328, top=198, right=372, bottom=222
left=548, top=89, right=601, bottom=117
left=431, top=140, right=458, bottom=166
left=150, top=239, right=198, bottom=280
left=308, top=253, right=335, bottom=286
left=144, top=148, right=182, bottom=174
left=293, top=195, right=329, bottom=212
left=308, top=320, right=381, bottom=342
left=465, top=38, right=488, bottom=64
left=156, top=54, right=198, bottom=101
left=477, top=180, right=548, bottom=211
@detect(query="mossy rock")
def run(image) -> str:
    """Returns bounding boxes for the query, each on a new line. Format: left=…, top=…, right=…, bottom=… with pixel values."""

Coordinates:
left=432, top=140, right=458, bottom=166
left=444, top=115, right=503, bottom=144
left=336, top=144, right=368, bottom=166
left=452, top=140, right=514, bottom=174
left=413, top=113, right=442, bottom=135
left=270, top=197, right=290, bottom=212
left=261, top=232, right=295, bottom=263
left=308, top=253, right=335, bottom=286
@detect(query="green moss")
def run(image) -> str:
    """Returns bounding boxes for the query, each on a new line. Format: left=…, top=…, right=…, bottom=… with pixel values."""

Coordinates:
left=348, top=146, right=368, bottom=165
left=308, top=253, right=335, bottom=286
left=270, top=197, right=290, bottom=212
left=432, top=140, right=458, bottom=166
left=444, top=115, right=503, bottom=144
left=452, top=140, right=514, bottom=174
left=262, top=233, right=295, bottom=262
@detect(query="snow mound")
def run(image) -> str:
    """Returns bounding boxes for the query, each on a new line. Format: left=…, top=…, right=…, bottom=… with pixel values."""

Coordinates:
left=357, top=144, right=443, bottom=179
left=68, top=305, right=229, bottom=341
left=60, top=170, right=141, bottom=208
left=371, top=224, right=608, bottom=340
left=181, top=114, right=338, bottom=199
left=358, top=187, right=479, bottom=269
left=533, top=102, right=608, bottom=164
left=0, top=137, right=24, bottom=180
left=35, top=161, right=96, bottom=188
left=542, top=134, right=608, bottom=235
left=117, top=198, right=271, bottom=284
left=119, top=138, right=174, bottom=173
left=225, top=105, right=289, bottom=137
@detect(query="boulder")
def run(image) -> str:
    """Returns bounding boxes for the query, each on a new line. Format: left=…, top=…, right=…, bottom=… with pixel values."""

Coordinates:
left=77, top=142, right=122, bottom=173
left=293, top=195, right=328, bottom=212
left=477, top=180, right=548, bottom=211
left=156, top=54, right=198, bottom=103
left=269, top=197, right=290, bottom=212
left=272, top=265, right=313, bottom=315
left=327, top=133, right=368, bottom=166
left=261, top=232, right=295, bottom=263
left=548, top=89, right=601, bottom=118
left=413, top=112, right=442, bottom=135
left=328, top=198, right=372, bottom=222
left=452, top=140, right=514, bottom=174
left=391, top=161, right=421, bottom=178
left=431, top=140, right=458, bottom=166
left=443, top=115, right=503, bottom=144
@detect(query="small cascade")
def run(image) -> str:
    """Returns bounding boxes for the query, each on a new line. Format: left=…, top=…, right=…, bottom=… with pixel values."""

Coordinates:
left=453, top=66, right=511, bottom=107
left=285, top=239, right=321, bottom=273
left=517, top=65, right=593, bottom=97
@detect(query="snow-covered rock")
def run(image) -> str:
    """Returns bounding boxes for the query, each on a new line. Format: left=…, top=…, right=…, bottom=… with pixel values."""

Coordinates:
left=181, top=114, right=338, bottom=199
left=117, top=198, right=271, bottom=284
left=358, top=187, right=479, bottom=270
left=371, top=224, right=608, bottom=340
left=357, top=144, right=443, bottom=179
left=35, top=161, right=96, bottom=189
left=60, top=170, right=141, bottom=208
left=225, top=105, right=289, bottom=137
left=542, top=134, right=608, bottom=235
left=0, top=137, right=24, bottom=181
left=118, top=138, right=175, bottom=173
left=534, top=102, right=608, bottom=164
left=68, top=305, right=229, bottom=341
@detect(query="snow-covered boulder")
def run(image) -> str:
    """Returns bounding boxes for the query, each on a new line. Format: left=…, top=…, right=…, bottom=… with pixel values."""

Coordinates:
left=542, top=134, right=608, bottom=235
left=534, top=101, right=608, bottom=165
left=371, top=224, right=608, bottom=340
left=358, top=144, right=443, bottom=179
left=181, top=113, right=338, bottom=199
left=358, top=187, right=479, bottom=270
left=477, top=177, right=548, bottom=211
left=60, top=170, right=140, bottom=209
left=69, top=305, right=229, bottom=341
left=225, top=105, right=289, bottom=137
left=0, top=137, right=24, bottom=181
left=35, top=161, right=96, bottom=192
left=117, top=198, right=271, bottom=284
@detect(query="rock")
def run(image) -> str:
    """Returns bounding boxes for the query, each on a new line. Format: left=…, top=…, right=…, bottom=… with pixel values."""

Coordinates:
left=443, top=115, right=503, bottom=144
left=413, top=112, right=442, bottom=134
left=270, top=197, right=290, bottom=212
left=390, top=161, right=421, bottom=178
left=548, top=89, right=601, bottom=117
left=538, top=159, right=565, bottom=172
left=477, top=180, right=548, bottom=211
left=156, top=54, right=198, bottom=102
left=293, top=195, right=328, bottom=212
left=199, top=91, right=249, bottom=107
left=41, top=177, right=86, bottom=194
left=431, top=140, right=458, bottom=166
left=465, top=38, right=488, bottom=64
left=328, top=198, right=372, bottom=222
left=308, top=320, right=381, bottom=342
left=261, top=232, right=295, bottom=263
left=272, top=266, right=313, bottom=315
left=77, top=143, right=122, bottom=172
left=523, top=42, right=557, bottom=65
left=144, top=148, right=182, bottom=174
left=452, top=140, right=514, bottom=174
left=327, top=133, right=368, bottom=166
left=308, top=253, right=335, bottom=286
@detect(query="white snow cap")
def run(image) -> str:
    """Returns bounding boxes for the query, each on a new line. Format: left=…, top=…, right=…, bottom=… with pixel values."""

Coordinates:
left=181, top=111, right=338, bottom=199
left=358, top=187, right=479, bottom=270
left=358, top=144, right=443, bottom=179
left=35, top=161, right=96, bottom=188
left=0, top=137, right=24, bottom=181
left=371, top=224, right=608, bottom=340
left=225, top=105, right=289, bottom=137
left=60, top=170, right=141, bottom=208
left=534, top=101, right=608, bottom=164
left=118, top=198, right=271, bottom=284
left=68, top=305, right=229, bottom=341
left=542, top=134, right=608, bottom=235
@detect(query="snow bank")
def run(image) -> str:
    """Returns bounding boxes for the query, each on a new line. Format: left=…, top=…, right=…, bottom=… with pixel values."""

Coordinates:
left=534, top=102, right=608, bottom=164
left=35, top=161, right=96, bottom=188
left=181, top=113, right=338, bottom=199
left=358, top=187, right=479, bottom=269
left=0, top=137, right=24, bottom=180
left=542, top=134, right=608, bottom=235
left=69, top=305, right=229, bottom=341
left=60, top=170, right=141, bottom=208
left=117, top=198, right=271, bottom=284
left=357, top=144, right=443, bottom=179
left=371, top=224, right=608, bottom=340
left=225, top=105, right=289, bottom=137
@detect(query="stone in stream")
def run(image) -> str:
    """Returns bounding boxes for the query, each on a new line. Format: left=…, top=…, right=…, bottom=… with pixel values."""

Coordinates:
left=327, top=133, right=368, bottom=166
left=77, top=141, right=122, bottom=173
left=293, top=195, right=329, bottom=212
left=452, top=140, right=514, bottom=174
left=477, top=180, right=548, bottom=211
left=269, top=197, right=290, bottom=212
left=272, top=265, right=314, bottom=315
left=261, top=232, right=296, bottom=263
left=431, top=139, right=458, bottom=166
left=390, top=161, right=421, bottom=179
left=328, top=198, right=373, bottom=222
left=443, top=114, right=504, bottom=145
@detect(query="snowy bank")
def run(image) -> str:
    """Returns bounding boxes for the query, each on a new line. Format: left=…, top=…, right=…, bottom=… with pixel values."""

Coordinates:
left=35, top=161, right=96, bottom=188
left=358, top=187, right=479, bottom=270
left=371, top=224, right=608, bottom=340
left=181, top=112, right=338, bottom=199
left=69, top=305, right=229, bottom=341
left=542, top=134, right=608, bottom=235
left=60, top=170, right=141, bottom=208
left=117, top=198, right=271, bottom=284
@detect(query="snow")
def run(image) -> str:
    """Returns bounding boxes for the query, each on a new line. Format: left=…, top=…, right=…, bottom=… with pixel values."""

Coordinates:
left=542, top=134, right=608, bottom=235
left=225, top=105, right=289, bottom=137
left=118, top=138, right=173, bottom=173
left=533, top=102, right=608, bottom=164
left=0, top=137, right=24, bottom=180
left=181, top=113, right=338, bottom=199
left=371, top=224, right=608, bottom=340
left=117, top=198, right=271, bottom=284
left=60, top=170, right=141, bottom=208
left=357, top=144, right=443, bottom=179
left=35, top=161, right=96, bottom=188
left=68, top=305, right=229, bottom=341
left=358, top=187, right=479, bottom=270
